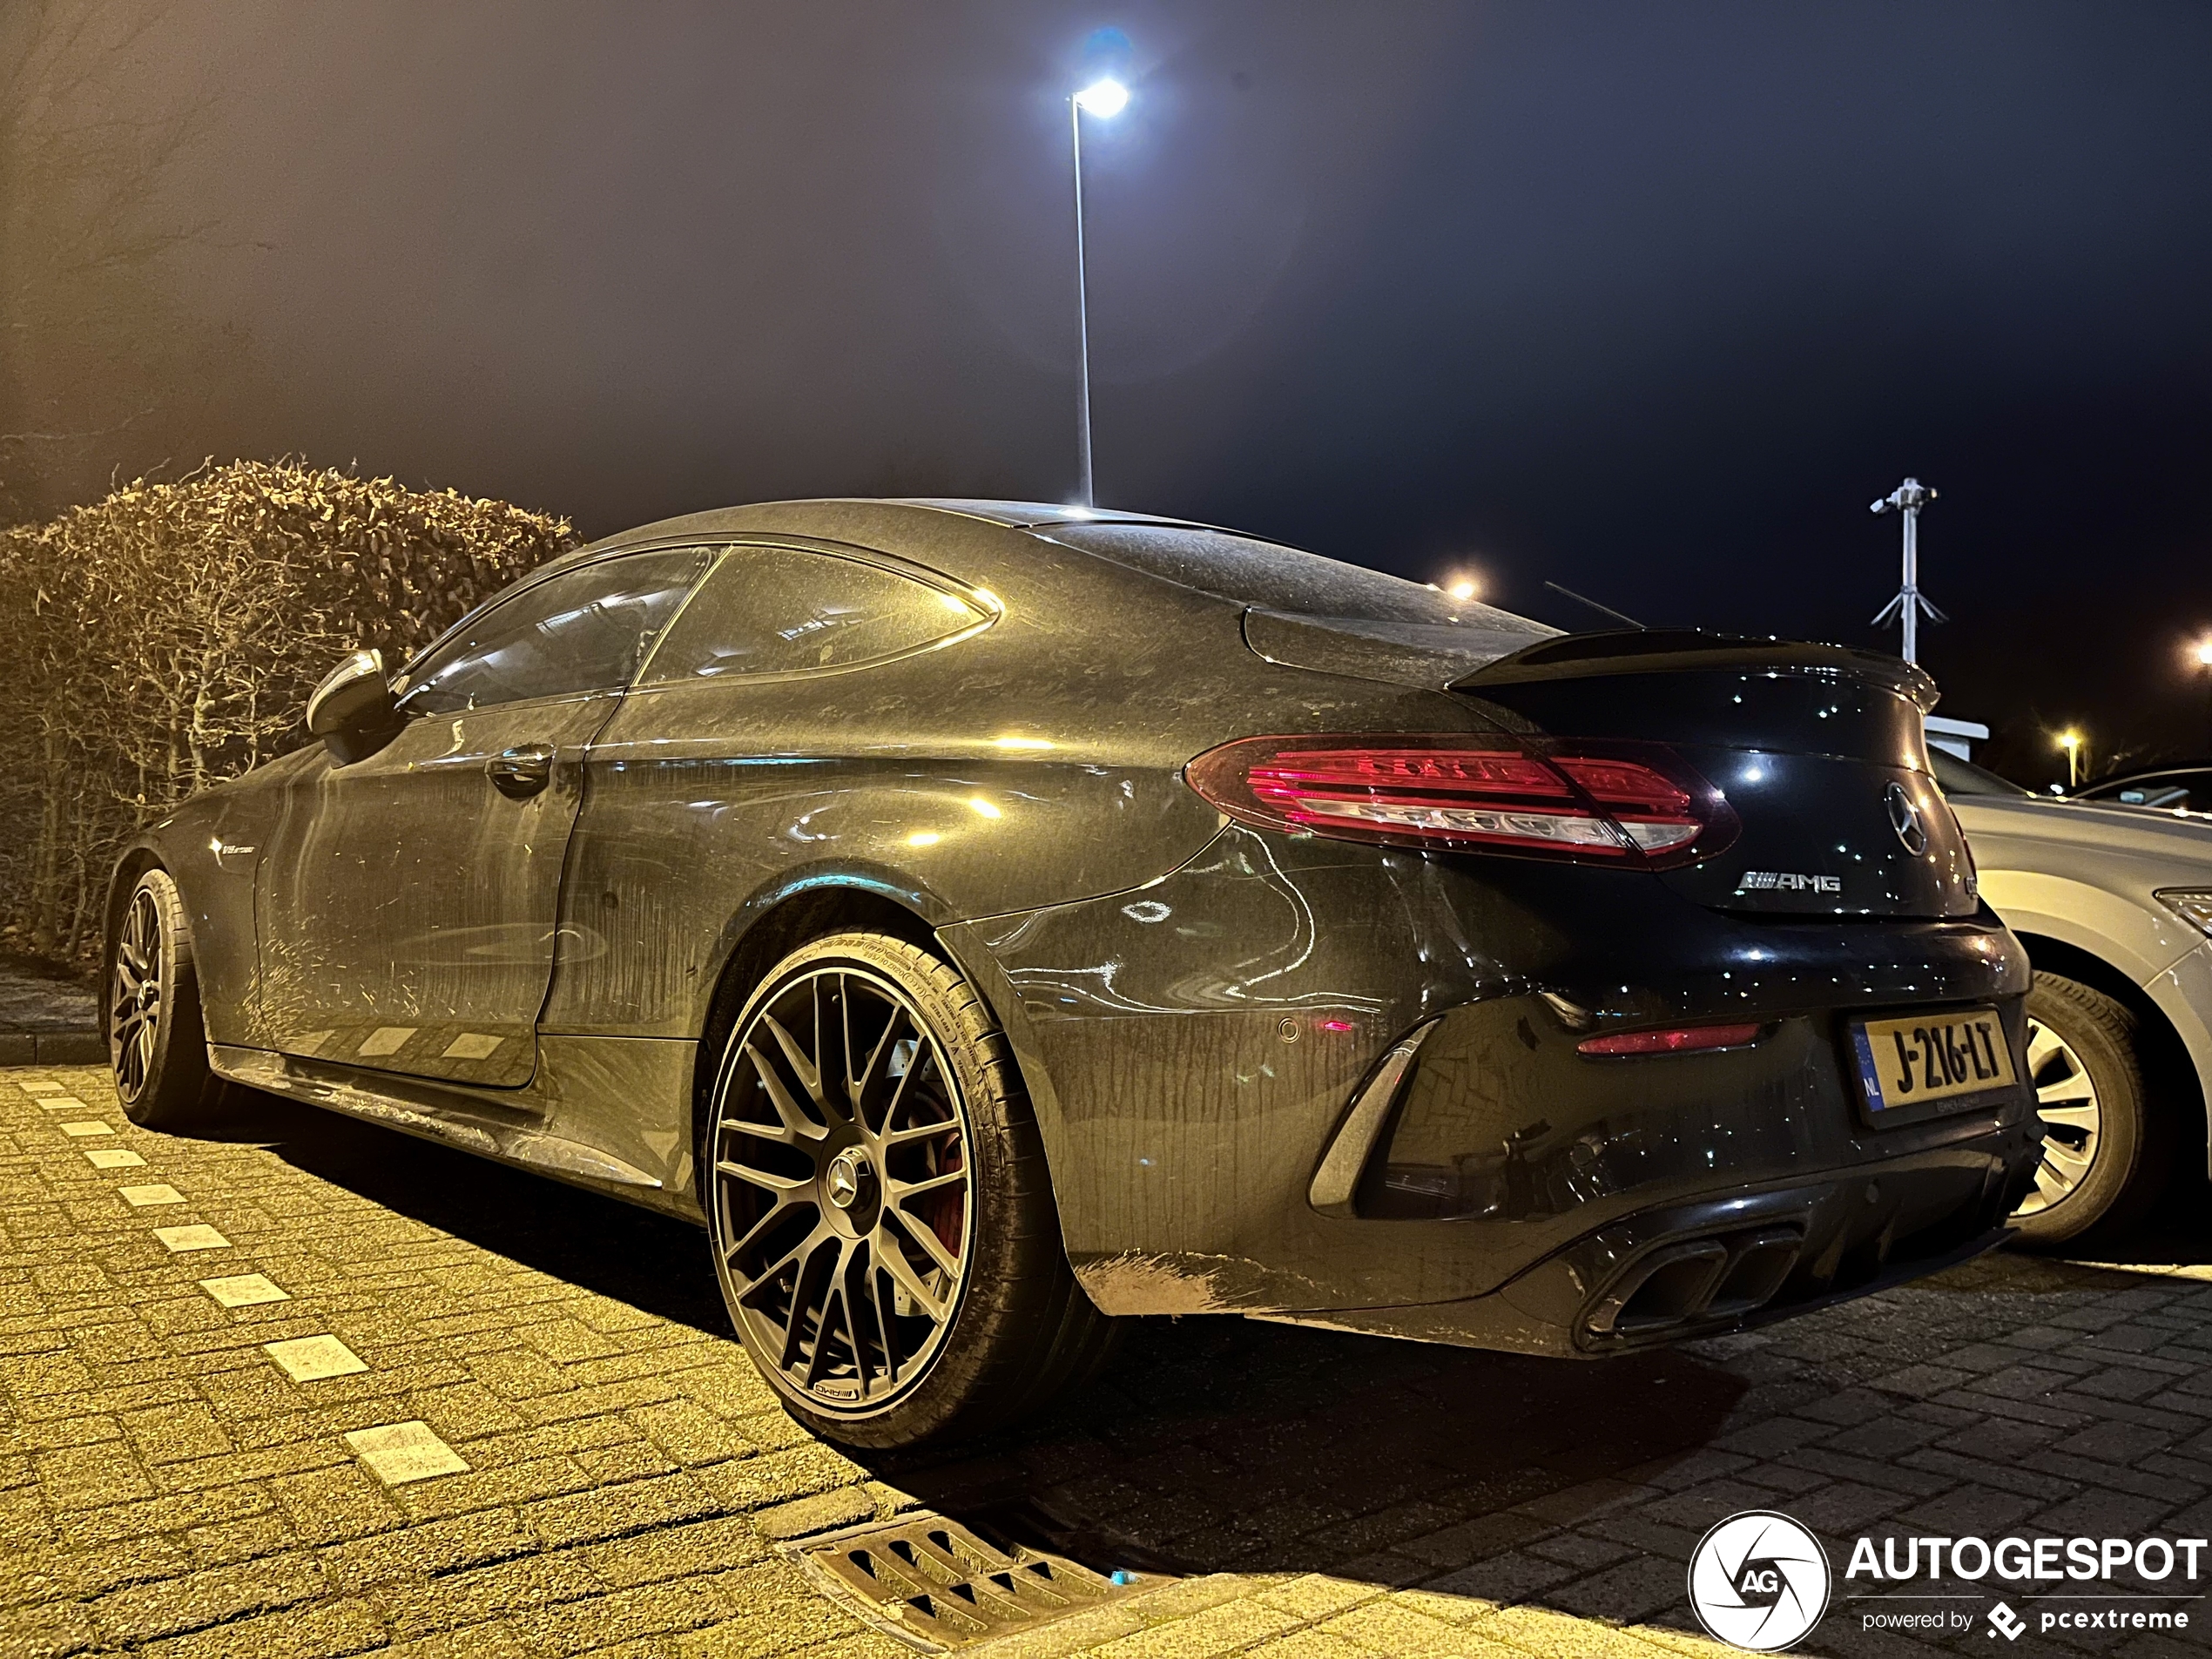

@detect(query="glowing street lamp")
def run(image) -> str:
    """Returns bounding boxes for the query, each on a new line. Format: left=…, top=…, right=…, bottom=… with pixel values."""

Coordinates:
left=1075, top=77, right=1129, bottom=118
left=2058, top=730, right=2084, bottom=790
left=1069, top=77, right=1129, bottom=509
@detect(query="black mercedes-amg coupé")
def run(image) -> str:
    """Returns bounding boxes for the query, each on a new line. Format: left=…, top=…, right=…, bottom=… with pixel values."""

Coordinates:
left=107, top=499, right=2043, bottom=1445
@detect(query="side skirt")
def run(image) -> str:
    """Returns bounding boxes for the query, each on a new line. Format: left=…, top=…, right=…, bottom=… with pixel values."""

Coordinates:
left=208, top=1035, right=706, bottom=1224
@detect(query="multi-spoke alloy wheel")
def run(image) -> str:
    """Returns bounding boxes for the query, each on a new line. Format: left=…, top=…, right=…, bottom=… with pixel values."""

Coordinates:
left=711, top=962, right=975, bottom=1413
left=111, top=885, right=165, bottom=1103
left=2010, top=971, right=2163, bottom=1245
left=704, top=931, right=1117, bottom=1447
left=105, top=867, right=222, bottom=1130
left=2016, top=1015, right=2101, bottom=1217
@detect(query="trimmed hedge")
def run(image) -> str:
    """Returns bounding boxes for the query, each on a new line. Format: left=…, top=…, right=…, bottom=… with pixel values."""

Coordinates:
left=0, top=460, right=577, bottom=966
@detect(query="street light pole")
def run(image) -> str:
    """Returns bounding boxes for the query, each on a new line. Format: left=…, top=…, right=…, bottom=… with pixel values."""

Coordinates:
left=1069, top=78, right=1127, bottom=509
left=1071, top=97, right=1095, bottom=509
left=1870, top=477, right=1945, bottom=665
left=2192, top=638, right=2212, bottom=753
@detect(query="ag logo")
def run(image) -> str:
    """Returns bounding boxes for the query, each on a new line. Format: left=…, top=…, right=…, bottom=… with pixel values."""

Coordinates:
left=1687, top=1510, right=1831, bottom=1651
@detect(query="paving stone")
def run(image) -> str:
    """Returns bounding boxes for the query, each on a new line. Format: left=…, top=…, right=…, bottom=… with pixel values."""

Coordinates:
left=2026, top=1485, right=2182, bottom=1537
left=522, top=1469, right=722, bottom=1549
left=91, top=1550, right=328, bottom=1644
left=695, top=1442, right=862, bottom=1511
left=120, top=1402, right=234, bottom=1464
left=514, top=1574, right=736, bottom=1655
left=346, top=1420, right=469, bottom=1485
left=199, top=1273, right=289, bottom=1307
left=266, top=1334, right=371, bottom=1382
left=34, top=1441, right=159, bottom=1509
left=1316, top=1597, right=1469, bottom=1650
left=370, top=1549, right=604, bottom=1642
left=133, top=1595, right=388, bottom=1658
left=1536, top=1552, right=1689, bottom=1623
left=749, top=1484, right=873, bottom=1540
left=152, top=1225, right=230, bottom=1253
left=580, top=1512, right=771, bottom=1588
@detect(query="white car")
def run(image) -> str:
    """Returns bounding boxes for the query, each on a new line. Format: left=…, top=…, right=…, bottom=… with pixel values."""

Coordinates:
left=1936, top=750, right=2212, bottom=1241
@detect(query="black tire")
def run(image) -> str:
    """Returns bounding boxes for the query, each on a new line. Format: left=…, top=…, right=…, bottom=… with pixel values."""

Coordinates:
left=703, top=930, right=1115, bottom=1447
left=107, top=867, right=227, bottom=1130
left=2010, top=972, right=2167, bottom=1245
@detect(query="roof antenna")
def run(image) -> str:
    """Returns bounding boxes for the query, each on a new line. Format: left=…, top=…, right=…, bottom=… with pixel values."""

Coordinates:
left=1543, top=580, right=1643, bottom=629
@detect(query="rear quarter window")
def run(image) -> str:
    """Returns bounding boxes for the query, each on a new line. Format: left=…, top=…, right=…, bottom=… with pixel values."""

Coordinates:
left=639, top=543, right=989, bottom=683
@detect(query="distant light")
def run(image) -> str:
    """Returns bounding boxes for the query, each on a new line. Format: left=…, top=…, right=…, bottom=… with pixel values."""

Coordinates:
left=907, top=831, right=941, bottom=847
left=2195, top=638, right=2212, bottom=667
left=1075, top=78, right=1129, bottom=118
left=2058, top=731, right=2081, bottom=749
left=967, top=798, right=1001, bottom=819
left=1447, top=578, right=1478, bottom=603
left=992, top=736, right=1055, bottom=751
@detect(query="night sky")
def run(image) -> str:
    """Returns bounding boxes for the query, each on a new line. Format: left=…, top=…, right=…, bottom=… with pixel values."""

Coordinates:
left=12, top=2, right=2212, bottom=786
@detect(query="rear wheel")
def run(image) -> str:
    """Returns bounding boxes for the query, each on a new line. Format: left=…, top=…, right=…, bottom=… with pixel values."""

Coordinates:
left=2010, top=972, right=2166, bottom=1244
left=703, top=931, right=1116, bottom=1447
left=108, top=868, right=226, bottom=1130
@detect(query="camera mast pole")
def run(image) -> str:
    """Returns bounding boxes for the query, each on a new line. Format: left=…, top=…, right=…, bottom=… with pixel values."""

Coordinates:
left=1871, top=477, right=1944, bottom=665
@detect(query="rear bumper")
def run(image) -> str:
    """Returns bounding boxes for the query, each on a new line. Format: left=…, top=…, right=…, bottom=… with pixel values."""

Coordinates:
left=956, top=824, right=2040, bottom=1337
left=1253, top=1138, right=2036, bottom=1357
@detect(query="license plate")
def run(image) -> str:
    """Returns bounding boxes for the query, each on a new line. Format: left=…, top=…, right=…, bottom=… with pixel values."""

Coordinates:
left=1851, top=1008, right=2016, bottom=1116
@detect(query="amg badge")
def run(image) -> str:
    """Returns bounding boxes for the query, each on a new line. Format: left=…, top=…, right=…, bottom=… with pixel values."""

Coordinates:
left=1737, top=871, right=1842, bottom=895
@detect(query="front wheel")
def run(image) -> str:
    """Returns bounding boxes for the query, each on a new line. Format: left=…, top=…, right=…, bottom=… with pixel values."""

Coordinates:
left=703, top=931, right=1116, bottom=1447
left=2009, top=972, right=2167, bottom=1244
left=108, top=867, right=227, bottom=1130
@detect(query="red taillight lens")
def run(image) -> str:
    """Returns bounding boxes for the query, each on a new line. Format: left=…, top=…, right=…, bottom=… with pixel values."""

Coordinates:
left=1184, top=733, right=1735, bottom=868
left=1577, top=1023, right=1764, bottom=1055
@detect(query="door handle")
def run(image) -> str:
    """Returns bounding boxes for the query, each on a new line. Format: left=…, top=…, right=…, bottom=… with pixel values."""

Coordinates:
left=488, top=743, right=555, bottom=799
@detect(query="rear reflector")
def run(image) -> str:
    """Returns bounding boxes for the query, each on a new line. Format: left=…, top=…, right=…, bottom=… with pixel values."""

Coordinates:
left=1577, top=1023, right=1764, bottom=1055
left=1184, top=734, right=1736, bottom=868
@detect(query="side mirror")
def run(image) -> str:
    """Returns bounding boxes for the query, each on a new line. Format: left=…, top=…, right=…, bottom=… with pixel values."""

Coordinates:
left=306, top=649, right=401, bottom=763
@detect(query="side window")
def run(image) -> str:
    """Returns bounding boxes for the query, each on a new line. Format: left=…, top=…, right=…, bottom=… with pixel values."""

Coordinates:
left=400, top=548, right=710, bottom=714
left=2114, top=774, right=2212, bottom=812
left=640, top=543, right=987, bottom=684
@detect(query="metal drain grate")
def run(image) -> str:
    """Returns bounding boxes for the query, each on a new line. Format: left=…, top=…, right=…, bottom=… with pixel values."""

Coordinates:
left=792, top=1510, right=1170, bottom=1651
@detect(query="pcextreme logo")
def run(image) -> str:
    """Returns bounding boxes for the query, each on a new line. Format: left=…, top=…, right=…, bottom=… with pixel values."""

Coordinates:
left=1687, top=1511, right=1832, bottom=1651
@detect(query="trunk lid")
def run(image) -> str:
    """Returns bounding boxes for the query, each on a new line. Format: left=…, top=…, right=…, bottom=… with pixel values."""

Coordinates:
left=1453, top=630, right=1975, bottom=920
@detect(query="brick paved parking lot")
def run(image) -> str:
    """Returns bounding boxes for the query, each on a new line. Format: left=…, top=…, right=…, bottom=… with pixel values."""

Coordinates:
left=7, top=1063, right=2212, bottom=1659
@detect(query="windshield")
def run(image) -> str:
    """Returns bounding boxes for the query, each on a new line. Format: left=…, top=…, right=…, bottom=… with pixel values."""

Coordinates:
left=1038, top=522, right=1541, bottom=630
left=1929, top=747, right=2032, bottom=798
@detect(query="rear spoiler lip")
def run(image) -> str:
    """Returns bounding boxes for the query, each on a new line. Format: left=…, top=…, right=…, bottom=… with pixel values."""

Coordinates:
left=1451, top=627, right=1939, bottom=712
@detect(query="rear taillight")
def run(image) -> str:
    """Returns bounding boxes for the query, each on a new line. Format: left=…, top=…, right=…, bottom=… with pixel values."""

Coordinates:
left=1184, top=733, right=1737, bottom=868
